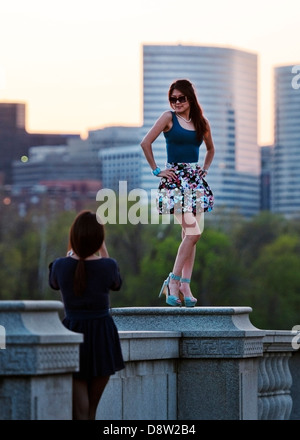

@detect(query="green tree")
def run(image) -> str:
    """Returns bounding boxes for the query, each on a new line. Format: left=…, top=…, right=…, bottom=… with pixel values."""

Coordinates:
left=2, top=199, right=300, bottom=335
left=231, top=211, right=285, bottom=264
left=248, top=234, right=300, bottom=330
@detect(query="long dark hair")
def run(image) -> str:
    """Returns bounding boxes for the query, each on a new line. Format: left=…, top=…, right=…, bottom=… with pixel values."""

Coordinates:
left=168, top=79, right=208, bottom=141
left=68, top=210, right=105, bottom=296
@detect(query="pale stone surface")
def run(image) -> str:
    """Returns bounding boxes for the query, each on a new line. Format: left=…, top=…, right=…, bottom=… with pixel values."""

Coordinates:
left=97, top=331, right=180, bottom=420
left=112, top=306, right=259, bottom=333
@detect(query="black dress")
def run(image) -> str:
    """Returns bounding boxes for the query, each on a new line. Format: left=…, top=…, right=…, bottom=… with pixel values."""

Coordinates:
left=49, top=256, right=125, bottom=379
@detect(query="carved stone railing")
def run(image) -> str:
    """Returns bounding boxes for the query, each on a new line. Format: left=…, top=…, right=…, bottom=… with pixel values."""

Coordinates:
left=0, top=301, right=82, bottom=420
left=258, top=331, right=294, bottom=420
left=103, top=307, right=298, bottom=420
left=110, top=306, right=266, bottom=420
left=0, top=302, right=298, bottom=420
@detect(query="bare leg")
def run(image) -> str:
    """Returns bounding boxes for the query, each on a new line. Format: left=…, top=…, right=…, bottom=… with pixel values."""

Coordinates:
left=88, top=376, right=110, bottom=420
left=73, top=375, right=110, bottom=420
left=72, top=378, right=89, bottom=420
left=179, top=230, right=196, bottom=298
left=180, top=214, right=202, bottom=298
left=169, top=213, right=201, bottom=297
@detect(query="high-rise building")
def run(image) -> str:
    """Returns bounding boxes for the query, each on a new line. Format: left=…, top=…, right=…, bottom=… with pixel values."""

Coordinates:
left=271, top=65, right=300, bottom=218
left=0, top=102, right=79, bottom=184
left=12, top=142, right=101, bottom=189
left=142, top=44, right=260, bottom=217
left=99, top=145, right=142, bottom=193
left=88, top=125, right=143, bottom=191
left=260, top=146, right=273, bottom=211
left=0, top=103, right=27, bottom=184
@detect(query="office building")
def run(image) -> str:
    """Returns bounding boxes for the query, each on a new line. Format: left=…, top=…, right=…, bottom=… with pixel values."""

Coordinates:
left=99, top=145, right=142, bottom=193
left=142, top=44, right=260, bottom=217
left=271, top=65, right=300, bottom=218
left=89, top=125, right=143, bottom=191
left=0, top=103, right=27, bottom=184
left=0, top=102, right=79, bottom=184
left=260, top=145, right=273, bottom=211
left=12, top=139, right=101, bottom=190
left=12, top=126, right=143, bottom=200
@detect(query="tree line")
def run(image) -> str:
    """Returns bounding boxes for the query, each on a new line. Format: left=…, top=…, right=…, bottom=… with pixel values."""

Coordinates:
left=1, top=199, right=300, bottom=331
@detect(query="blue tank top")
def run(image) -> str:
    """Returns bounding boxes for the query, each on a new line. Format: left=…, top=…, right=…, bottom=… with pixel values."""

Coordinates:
left=163, top=111, right=203, bottom=163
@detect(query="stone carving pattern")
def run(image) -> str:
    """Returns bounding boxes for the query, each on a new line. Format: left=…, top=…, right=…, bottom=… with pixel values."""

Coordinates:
left=182, top=338, right=262, bottom=357
left=258, top=353, right=292, bottom=420
left=37, top=345, right=79, bottom=372
left=0, top=345, right=79, bottom=374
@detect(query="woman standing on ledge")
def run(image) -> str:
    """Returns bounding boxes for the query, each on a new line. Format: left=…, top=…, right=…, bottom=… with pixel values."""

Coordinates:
left=49, top=210, right=124, bottom=420
left=141, top=79, right=215, bottom=307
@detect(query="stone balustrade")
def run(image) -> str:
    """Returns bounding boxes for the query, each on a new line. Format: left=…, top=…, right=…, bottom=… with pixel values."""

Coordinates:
left=98, top=307, right=298, bottom=420
left=258, top=331, right=294, bottom=420
left=0, top=302, right=299, bottom=420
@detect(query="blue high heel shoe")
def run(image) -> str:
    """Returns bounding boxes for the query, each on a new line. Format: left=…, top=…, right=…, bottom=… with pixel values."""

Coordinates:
left=159, top=273, right=182, bottom=306
left=180, top=278, right=197, bottom=307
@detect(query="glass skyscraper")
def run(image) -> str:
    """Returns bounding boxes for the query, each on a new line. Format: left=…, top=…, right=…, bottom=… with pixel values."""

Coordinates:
left=141, top=44, right=260, bottom=217
left=272, top=65, right=300, bottom=218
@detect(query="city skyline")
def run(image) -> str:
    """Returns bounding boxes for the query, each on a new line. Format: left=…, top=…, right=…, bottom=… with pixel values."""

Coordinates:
left=0, top=0, right=299, bottom=145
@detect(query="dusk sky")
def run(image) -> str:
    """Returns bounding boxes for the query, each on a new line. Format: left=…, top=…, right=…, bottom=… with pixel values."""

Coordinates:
left=0, top=0, right=299, bottom=145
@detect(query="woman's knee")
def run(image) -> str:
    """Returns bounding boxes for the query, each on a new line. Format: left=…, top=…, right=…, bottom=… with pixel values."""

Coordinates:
left=185, top=232, right=201, bottom=244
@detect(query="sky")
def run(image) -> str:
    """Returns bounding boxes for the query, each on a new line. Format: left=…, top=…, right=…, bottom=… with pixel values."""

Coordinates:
left=0, top=0, right=299, bottom=145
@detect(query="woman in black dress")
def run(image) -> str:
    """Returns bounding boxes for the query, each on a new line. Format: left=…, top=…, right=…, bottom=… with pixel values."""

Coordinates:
left=49, top=210, right=124, bottom=420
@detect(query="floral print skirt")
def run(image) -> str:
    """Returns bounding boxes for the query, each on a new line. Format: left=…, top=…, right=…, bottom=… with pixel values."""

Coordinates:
left=157, top=163, right=214, bottom=215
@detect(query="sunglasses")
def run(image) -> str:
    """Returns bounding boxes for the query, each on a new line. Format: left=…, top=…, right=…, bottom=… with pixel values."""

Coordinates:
left=169, top=95, right=187, bottom=104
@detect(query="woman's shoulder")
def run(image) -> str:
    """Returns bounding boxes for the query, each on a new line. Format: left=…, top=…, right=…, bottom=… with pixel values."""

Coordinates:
left=159, top=111, right=173, bottom=132
left=49, top=256, right=74, bottom=269
left=161, top=110, right=173, bottom=120
left=98, top=257, right=119, bottom=268
left=155, top=110, right=173, bottom=124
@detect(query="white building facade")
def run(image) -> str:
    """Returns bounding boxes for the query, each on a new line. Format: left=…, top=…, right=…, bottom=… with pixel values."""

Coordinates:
left=98, top=145, right=143, bottom=193
left=141, top=44, right=260, bottom=217
left=271, top=65, right=300, bottom=218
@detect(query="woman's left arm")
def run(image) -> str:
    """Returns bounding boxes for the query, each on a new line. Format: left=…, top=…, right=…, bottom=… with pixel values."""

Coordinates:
left=110, top=261, right=122, bottom=291
left=201, top=122, right=215, bottom=174
left=99, top=241, right=109, bottom=258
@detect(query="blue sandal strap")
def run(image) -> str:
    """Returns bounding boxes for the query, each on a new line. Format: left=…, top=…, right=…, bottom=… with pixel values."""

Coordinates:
left=169, top=272, right=181, bottom=281
left=180, top=278, right=191, bottom=283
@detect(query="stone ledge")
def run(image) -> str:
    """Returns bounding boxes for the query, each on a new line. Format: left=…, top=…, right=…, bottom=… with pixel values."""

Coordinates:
left=119, top=331, right=181, bottom=362
left=0, top=300, right=82, bottom=375
left=112, top=306, right=259, bottom=333
left=263, top=330, right=298, bottom=353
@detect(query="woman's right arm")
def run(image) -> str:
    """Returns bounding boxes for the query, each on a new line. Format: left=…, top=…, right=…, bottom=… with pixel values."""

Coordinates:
left=140, top=111, right=176, bottom=180
left=48, top=261, right=60, bottom=290
left=110, top=260, right=122, bottom=291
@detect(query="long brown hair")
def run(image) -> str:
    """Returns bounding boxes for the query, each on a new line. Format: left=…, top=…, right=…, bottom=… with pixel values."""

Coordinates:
left=168, top=79, right=208, bottom=141
left=68, top=210, right=105, bottom=296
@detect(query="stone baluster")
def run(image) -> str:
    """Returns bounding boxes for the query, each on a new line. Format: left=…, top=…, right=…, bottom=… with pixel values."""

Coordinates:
left=258, top=331, right=295, bottom=420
